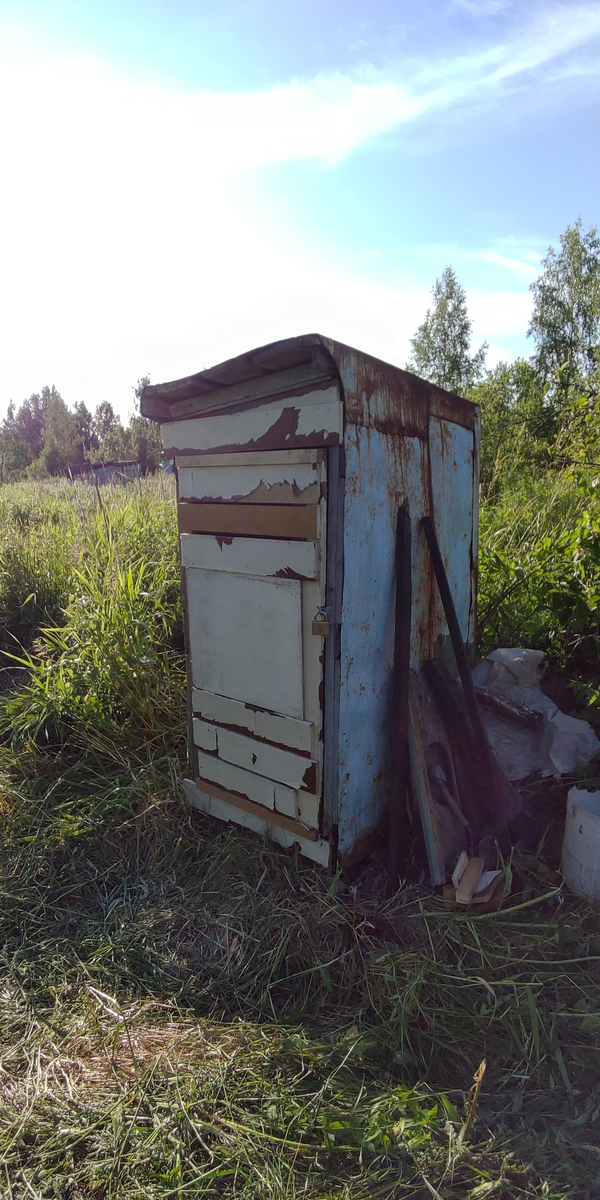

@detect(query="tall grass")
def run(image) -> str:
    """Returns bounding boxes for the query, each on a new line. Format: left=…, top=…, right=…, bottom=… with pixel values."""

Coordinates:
left=0, top=475, right=599, bottom=1197
left=0, top=475, right=184, bottom=755
left=0, top=475, right=181, bottom=656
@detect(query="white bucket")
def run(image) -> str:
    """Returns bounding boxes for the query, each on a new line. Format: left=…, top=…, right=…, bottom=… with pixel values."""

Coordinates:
left=562, top=787, right=600, bottom=901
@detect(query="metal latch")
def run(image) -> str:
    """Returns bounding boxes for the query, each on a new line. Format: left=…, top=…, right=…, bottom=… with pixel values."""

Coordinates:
left=312, top=608, right=330, bottom=636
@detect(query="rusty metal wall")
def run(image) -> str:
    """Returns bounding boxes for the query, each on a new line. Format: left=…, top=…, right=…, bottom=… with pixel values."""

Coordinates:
left=333, top=346, right=478, bottom=863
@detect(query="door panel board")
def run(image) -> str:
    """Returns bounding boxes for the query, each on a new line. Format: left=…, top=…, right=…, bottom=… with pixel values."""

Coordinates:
left=176, top=449, right=323, bottom=468
left=184, top=779, right=329, bottom=863
left=187, top=569, right=304, bottom=718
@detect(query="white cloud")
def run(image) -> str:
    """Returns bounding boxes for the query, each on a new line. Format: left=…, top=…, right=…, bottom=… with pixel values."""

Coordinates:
left=452, top=1, right=510, bottom=14
left=468, top=288, right=532, bottom=338
left=466, top=250, right=540, bottom=282
left=0, top=3, right=595, bottom=412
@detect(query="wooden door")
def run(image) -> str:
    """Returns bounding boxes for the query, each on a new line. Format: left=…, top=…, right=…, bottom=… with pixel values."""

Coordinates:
left=180, top=449, right=326, bottom=837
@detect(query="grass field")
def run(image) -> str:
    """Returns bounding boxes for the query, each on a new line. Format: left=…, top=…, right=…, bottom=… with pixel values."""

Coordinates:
left=0, top=477, right=599, bottom=1199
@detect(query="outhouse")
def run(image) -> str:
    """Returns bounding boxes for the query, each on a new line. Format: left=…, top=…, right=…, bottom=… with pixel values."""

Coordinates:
left=141, top=335, right=479, bottom=869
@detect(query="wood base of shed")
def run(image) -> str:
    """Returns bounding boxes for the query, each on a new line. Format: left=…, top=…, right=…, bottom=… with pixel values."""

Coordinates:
left=183, top=778, right=331, bottom=866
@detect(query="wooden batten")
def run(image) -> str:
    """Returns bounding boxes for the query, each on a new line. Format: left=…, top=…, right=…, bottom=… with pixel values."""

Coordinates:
left=195, top=777, right=319, bottom=841
left=178, top=501, right=318, bottom=540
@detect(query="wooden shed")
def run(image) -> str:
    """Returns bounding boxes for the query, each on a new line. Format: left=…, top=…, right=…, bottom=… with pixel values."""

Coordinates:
left=141, top=334, right=479, bottom=868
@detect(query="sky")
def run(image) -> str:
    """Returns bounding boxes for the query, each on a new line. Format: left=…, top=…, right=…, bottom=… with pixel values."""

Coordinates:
left=0, top=0, right=598, bottom=418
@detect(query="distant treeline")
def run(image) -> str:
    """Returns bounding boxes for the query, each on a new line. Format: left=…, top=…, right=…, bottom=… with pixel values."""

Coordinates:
left=0, top=377, right=162, bottom=480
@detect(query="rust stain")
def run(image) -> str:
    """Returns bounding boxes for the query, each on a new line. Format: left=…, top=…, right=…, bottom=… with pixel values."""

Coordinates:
left=338, top=828, right=381, bottom=868
left=341, top=352, right=430, bottom=441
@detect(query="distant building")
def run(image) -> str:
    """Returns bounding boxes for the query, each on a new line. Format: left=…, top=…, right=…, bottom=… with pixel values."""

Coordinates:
left=73, top=460, right=141, bottom=486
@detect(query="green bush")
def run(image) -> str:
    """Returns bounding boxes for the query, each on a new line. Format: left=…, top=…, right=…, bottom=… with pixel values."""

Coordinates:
left=479, top=471, right=600, bottom=707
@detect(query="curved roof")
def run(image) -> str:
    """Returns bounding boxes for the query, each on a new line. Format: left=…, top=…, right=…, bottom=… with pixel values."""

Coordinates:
left=140, top=332, right=476, bottom=432
left=140, top=334, right=334, bottom=421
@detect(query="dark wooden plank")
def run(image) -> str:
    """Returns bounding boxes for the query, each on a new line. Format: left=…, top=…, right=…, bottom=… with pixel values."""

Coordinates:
left=178, top=501, right=317, bottom=539
left=388, top=501, right=411, bottom=892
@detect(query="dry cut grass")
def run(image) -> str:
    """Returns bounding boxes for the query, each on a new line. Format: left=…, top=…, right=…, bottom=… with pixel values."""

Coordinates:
left=0, top=756, right=599, bottom=1199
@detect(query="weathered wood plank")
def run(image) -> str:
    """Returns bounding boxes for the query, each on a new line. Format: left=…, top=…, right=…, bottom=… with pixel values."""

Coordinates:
left=178, top=462, right=321, bottom=504
left=213, top=727, right=317, bottom=791
left=297, top=789, right=320, bottom=829
left=178, top=502, right=318, bottom=540
left=194, top=775, right=316, bottom=838
left=186, top=570, right=304, bottom=718
left=168, top=364, right=335, bottom=420
left=182, top=778, right=329, bottom=863
left=191, top=687, right=313, bottom=753
left=192, top=689, right=255, bottom=736
left=193, top=718, right=217, bottom=753
left=162, top=394, right=342, bottom=457
left=196, top=750, right=285, bottom=810
left=195, top=751, right=301, bottom=822
left=181, top=533, right=318, bottom=580
left=254, top=708, right=313, bottom=754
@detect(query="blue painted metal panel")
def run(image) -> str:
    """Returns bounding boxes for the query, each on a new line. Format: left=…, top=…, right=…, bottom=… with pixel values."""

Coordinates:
left=337, top=426, right=432, bottom=859
left=334, top=347, right=479, bottom=862
left=428, top=416, right=477, bottom=646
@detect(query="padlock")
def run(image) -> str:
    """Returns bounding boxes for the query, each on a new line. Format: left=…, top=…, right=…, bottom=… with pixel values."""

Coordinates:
left=312, top=610, right=330, bottom=636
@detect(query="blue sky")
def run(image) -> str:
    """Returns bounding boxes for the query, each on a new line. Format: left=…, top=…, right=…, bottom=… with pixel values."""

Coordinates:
left=0, top=0, right=598, bottom=415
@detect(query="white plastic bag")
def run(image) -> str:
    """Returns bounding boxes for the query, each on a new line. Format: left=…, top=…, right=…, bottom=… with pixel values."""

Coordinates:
left=472, top=649, right=600, bottom=782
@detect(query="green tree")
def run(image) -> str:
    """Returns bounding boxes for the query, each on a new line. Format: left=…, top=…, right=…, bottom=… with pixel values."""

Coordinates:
left=407, top=266, right=487, bottom=394
left=40, top=388, right=85, bottom=475
left=528, top=219, right=600, bottom=399
left=128, top=376, right=162, bottom=474
left=127, top=414, right=163, bottom=474
left=468, top=359, right=548, bottom=495
left=0, top=402, right=31, bottom=477
left=93, top=401, right=120, bottom=445
left=92, top=401, right=130, bottom=462
left=14, top=390, right=48, bottom=461
left=73, top=401, right=98, bottom=455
